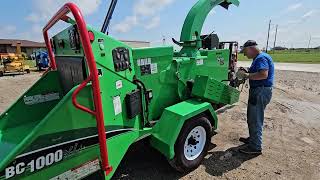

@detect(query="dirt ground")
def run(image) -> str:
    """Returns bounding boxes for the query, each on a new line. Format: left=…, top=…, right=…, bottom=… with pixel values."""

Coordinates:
left=0, top=72, right=41, bottom=112
left=1, top=70, right=320, bottom=180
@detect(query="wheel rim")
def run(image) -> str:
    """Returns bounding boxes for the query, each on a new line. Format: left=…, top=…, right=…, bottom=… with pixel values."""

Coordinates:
left=183, top=126, right=206, bottom=161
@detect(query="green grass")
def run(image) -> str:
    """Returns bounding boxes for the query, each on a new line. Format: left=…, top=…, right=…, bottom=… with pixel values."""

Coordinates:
left=238, top=50, right=320, bottom=64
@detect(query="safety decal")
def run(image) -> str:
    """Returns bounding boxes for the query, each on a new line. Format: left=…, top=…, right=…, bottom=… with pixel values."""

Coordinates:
left=24, top=92, right=60, bottom=105
left=196, top=59, right=204, bottom=66
left=113, top=95, right=122, bottom=115
left=150, top=63, right=158, bottom=74
left=137, top=58, right=152, bottom=66
left=50, top=159, right=100, bottom=180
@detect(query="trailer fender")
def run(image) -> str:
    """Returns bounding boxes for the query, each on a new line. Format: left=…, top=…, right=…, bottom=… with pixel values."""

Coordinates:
left=150, top=99, right=217, bottom=159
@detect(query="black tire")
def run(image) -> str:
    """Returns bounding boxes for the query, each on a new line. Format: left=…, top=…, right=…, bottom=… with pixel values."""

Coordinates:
left=169, top=116, right=212, bottom=172
left=0, top=71, right=3, bottom=77
left=26, top=69, right=30, bottom=74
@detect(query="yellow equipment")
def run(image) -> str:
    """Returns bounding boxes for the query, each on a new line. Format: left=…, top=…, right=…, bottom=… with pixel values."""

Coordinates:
left=0, top=42, right=30, bottom=75
left=0, top=59, right=4, bottom=76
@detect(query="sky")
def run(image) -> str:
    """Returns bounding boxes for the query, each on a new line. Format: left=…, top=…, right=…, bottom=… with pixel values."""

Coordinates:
left=0, top=0, right=319, bottom=48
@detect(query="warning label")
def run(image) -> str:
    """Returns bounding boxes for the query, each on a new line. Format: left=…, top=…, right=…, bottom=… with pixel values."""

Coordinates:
left=24, top=92, right=60, bottom=105
left=113, top=96, right=122, bottom=115
left=50, top=159, right=100, bottom=180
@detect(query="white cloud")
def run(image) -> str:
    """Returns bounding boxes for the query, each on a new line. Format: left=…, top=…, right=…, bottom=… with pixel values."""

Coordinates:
left=272, top=3, right=303, bottom=20
left=287, top=20, right=300, bottom=25
left=113, top=16, right=139, bottom=33
left=302, top=10, right=316, bottom=18
left=0, top=25, right=36, bottom=41
left=0, top=25, right=16, bottom=33
left=134, top=0, right=174, bottom=16
left=22, top=0, right=101, bottom=41
left=274, top=7, right=319, bottom=48
left=25, top=13, right=41, bottom=23
left=208, top=10, right=216, bottom=16
left=26, top=0, right=101, bottom=23
left=283, top=9, right=318, bottom=27
left=145, top=16, right=160, bottom=30
left=0, top=25, right=17, bottom=37
left=285, top=3, right=302, bottom=12
left=31, top=24, right=42, bottom=34
left=113, top=0, right=176, bottom=33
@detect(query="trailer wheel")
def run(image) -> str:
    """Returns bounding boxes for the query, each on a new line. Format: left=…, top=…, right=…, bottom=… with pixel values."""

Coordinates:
left=169, top=116, right=212, bottom=172
left=0, top=71, right=3, bottom=77
left=26, top=69, right=30, bottom=74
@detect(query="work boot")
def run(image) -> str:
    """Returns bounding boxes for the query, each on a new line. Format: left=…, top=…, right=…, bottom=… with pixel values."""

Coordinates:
left=239, top=137, right=250, bottom=144
left=239, top=146, right=262, bottom=155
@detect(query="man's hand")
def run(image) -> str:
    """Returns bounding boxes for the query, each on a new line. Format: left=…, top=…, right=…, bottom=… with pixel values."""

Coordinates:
left=239, top=67, right=249, bottom=73
left=236, top=69, right=249, bottom=80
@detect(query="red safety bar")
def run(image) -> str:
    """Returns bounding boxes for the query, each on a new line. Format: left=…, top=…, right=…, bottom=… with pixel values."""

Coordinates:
left=43, top=3, right=112, bottom=175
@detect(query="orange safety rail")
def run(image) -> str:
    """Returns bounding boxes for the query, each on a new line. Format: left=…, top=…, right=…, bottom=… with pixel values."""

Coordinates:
left=42, top=2, right=112, bottom=175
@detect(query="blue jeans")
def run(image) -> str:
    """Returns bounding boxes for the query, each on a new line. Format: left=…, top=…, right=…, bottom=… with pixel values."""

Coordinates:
left=247, top=87, right=272, bottom=151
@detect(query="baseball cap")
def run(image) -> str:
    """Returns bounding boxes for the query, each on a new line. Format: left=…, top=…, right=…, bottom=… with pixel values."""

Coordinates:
left=243, top=40, right=258, bottom=48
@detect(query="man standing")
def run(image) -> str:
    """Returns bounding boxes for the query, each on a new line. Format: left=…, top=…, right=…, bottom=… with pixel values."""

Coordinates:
left=236, top=40, right=274, bottom=155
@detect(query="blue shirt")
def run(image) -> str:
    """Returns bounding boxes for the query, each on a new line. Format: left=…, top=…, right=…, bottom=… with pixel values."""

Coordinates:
left=249, top=52, right=274, bottom=88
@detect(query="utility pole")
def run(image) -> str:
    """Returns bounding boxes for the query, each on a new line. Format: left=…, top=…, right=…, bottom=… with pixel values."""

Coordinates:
left=266, top=20, right=271, bottom=53
left=273, top=24, right=278, bottom=53
left=162, top=35, right=166, bottom=45
left=307, top=35, right=312, bottom=49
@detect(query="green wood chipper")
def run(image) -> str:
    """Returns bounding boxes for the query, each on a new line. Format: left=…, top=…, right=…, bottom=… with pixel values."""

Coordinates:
left=0, top=0, right=242, bottom=179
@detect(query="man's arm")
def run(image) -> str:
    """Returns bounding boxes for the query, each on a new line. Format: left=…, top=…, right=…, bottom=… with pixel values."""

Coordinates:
left=248, top=56, right=269, bottom=80
left=248, top=69, right=268, bottom=80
